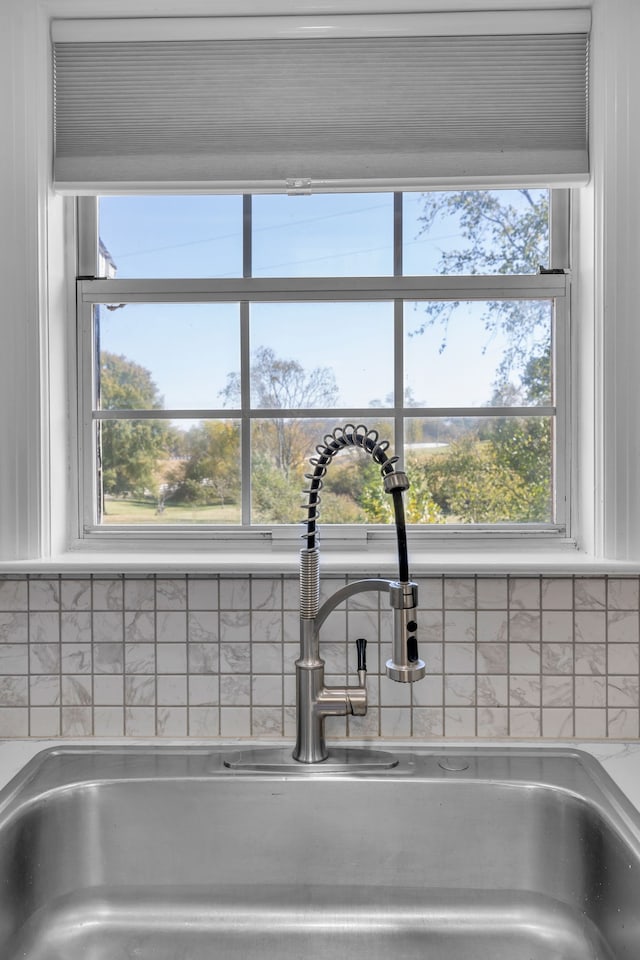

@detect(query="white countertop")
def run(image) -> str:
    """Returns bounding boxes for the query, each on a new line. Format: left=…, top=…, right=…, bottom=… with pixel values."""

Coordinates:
left=2, top=738, right=640, bottom=809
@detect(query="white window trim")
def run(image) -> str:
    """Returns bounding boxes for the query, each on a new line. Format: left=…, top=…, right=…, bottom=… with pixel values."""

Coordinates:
left=2, top=0, right=640, bottom=574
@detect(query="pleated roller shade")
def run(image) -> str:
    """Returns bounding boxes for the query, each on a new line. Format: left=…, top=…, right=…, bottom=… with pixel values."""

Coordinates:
left=52, top=12, right=590, bottom=193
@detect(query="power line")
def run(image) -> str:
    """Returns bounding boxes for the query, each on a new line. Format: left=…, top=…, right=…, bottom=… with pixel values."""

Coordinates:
left=106, top=199, right=391, bottom=260
left=251, top=234, right=460, bottom=275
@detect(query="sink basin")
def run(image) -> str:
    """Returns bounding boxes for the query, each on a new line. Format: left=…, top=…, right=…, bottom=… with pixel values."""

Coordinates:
left=0, top=745, right=639, bottom=959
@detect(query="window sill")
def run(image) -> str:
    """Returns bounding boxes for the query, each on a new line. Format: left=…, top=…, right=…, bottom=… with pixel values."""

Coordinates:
left=2, top=538, right=640, bottom=576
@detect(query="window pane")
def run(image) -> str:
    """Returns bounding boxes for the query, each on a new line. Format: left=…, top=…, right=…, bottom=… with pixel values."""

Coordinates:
left=404, top=301, right=552, bottom=407
left=249, top=303, right=394, bottom=409
left=98, top=419, right=241, bottom=524
left=251, top=417, right=395, bottom=524
left=98, top=196, right=243, bottom=278
left=252, top=194, right=393, bottom=277
left=96, top=303, right=240, bottom=410
left=403, top=190, right=549, bottom=276
left=404, top=416, right=553, bottom=524
left=84, top=189, right=564, bottom=532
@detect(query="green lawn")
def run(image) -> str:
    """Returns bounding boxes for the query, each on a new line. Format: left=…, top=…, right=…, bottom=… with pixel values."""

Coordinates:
left=102, top=497, right=240, bottom=524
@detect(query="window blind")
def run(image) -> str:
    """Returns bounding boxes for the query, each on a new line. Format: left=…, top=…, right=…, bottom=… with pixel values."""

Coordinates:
left=52, top=11, right=590, bottom=193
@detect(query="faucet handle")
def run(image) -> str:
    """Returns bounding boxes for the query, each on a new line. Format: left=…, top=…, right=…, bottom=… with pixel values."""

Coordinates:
left=356, top=637, right=367, bottom=673
left=356, top=637, right=367, bottom=686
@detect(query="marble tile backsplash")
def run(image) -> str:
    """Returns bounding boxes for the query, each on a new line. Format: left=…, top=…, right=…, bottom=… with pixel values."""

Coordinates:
left=0, top=574, right=638, bottom=740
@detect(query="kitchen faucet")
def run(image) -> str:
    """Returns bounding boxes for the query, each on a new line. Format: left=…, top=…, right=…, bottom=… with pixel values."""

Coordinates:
left=294, top=424, right=425, bottom=764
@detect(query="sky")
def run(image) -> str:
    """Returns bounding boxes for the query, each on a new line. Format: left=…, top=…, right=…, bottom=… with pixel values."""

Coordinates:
left=97, top=191, right=549, bottom=414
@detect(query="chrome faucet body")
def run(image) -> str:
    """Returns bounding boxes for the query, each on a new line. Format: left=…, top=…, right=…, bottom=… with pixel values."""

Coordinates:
left=294, top=424, right=426, bottom=764
left=294, top=571, right=425, bottom=763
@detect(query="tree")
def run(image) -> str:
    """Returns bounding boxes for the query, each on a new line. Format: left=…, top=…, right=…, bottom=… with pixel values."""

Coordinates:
left=417, top=189, right=548, bottom=275
left=485, top=350, right=553, bottom=522
left=221, top=346, right=339, bottom=479
left=99, top=352, right=172, bottom=502
left=415, top=438, right=533, bottom=523
left=398, top=189, right=553, bottom=524
left=168, top=420, right=240, bottom=508
left=220, top=346, right=339, bottom=524
left=359, top=459, right=444, bottom=524
left=99, top=350, right=165, bottom=412
left=410, top=190, right=550, bottom=387
left=395, top=361, right=553, bottom=524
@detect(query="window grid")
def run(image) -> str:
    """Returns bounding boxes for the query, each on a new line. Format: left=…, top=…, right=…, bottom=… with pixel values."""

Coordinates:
left=76, top=193, right=569, bottom=540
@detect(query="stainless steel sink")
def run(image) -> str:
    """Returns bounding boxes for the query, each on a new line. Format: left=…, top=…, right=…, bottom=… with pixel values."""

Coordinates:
left=0, top=745, right=639, bottom=959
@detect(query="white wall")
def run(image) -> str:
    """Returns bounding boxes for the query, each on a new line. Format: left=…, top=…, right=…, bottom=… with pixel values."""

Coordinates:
left=0, top=1, right=46, bottom=559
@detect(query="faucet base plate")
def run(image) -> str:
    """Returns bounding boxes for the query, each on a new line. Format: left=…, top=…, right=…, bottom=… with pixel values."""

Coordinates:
left=224, top=746, right=399, bottom=773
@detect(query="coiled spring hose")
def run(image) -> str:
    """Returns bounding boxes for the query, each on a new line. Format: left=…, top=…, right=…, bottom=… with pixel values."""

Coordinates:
left=301, top=424, right=410, bottom=583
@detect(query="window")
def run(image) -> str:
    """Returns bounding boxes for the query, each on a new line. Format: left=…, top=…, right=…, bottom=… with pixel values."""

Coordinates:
left=16, top=2, right=640, bottom=571
left=77, top=188, right=569, bottom=540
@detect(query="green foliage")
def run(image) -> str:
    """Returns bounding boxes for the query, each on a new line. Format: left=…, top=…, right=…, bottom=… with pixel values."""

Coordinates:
left=485, top=347, right=553, bottom=521
left=414, top=440, right=539, bottom=523
left=356, top=425, right=553, bottom=525
left=99, top=351, right=164, bottom=411
left=251, top=456, right=302, bottom=524
left=487, top=419, right=552, bottom=521
left=323, top=455, right=379, bottom=503
left=250, top=463, right=366, bottom=525
left=99, top=352, right=171, bottom=500
left=404, top=473, right=446, bottom=525
left=319, top=494, right=366, bottom=524
left=101, top=420, right=170, bottom=500
left=168, top=421, right=240, bottom=506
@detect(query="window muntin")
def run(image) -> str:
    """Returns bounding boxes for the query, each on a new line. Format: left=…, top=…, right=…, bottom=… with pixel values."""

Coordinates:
left=79, top=190, right=567, bottom=535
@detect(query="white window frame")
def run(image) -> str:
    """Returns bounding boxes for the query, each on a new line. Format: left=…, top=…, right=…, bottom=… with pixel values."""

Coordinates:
left=2, top=0, right=640, bottom=574
left=75, top=191, right=570, bottom=550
